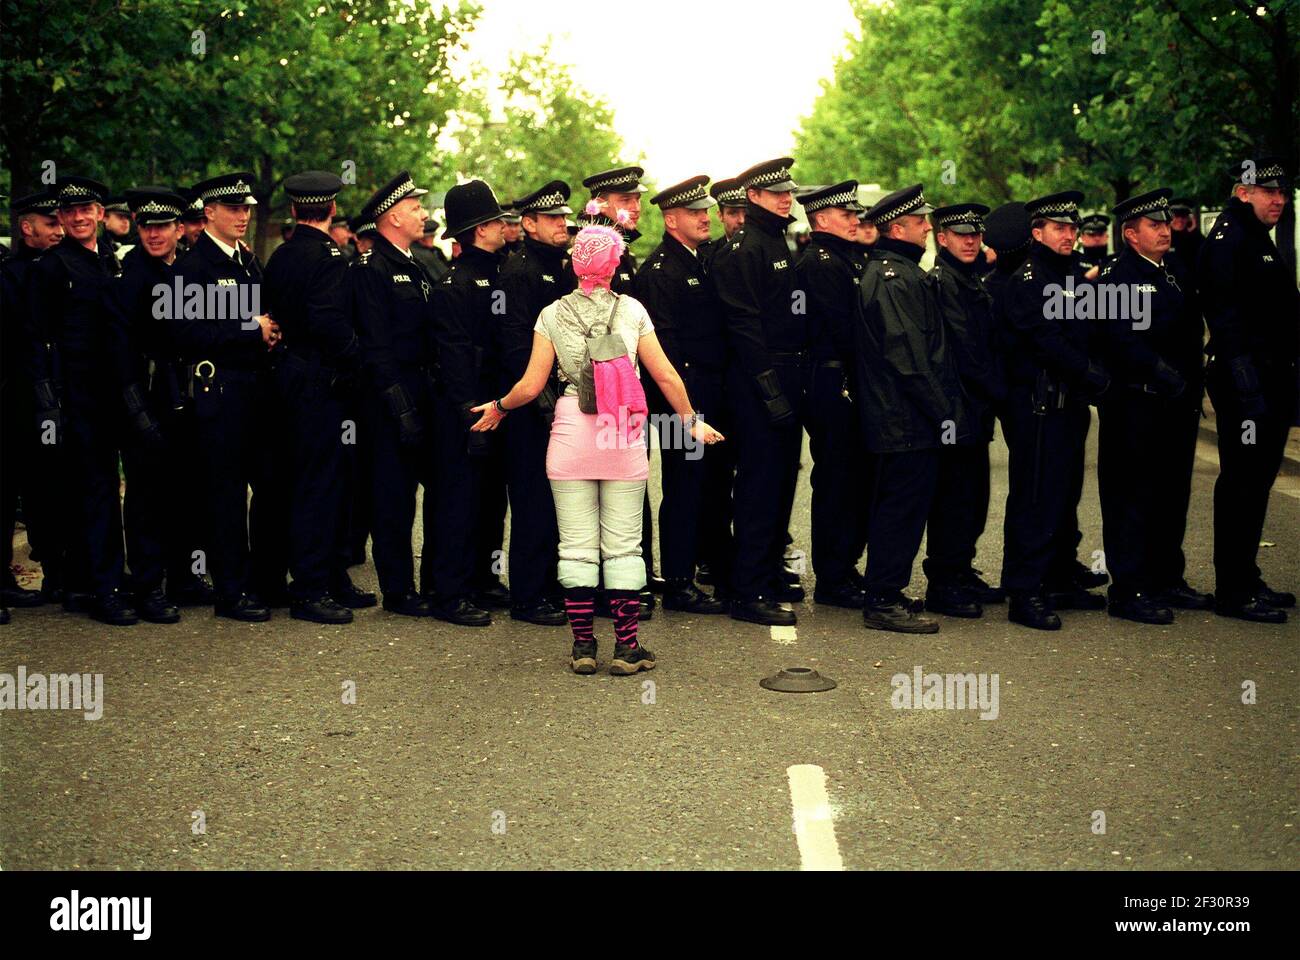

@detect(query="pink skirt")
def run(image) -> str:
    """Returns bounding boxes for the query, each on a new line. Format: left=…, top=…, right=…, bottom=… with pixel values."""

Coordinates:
left=546, top=395, right=650, bottom=481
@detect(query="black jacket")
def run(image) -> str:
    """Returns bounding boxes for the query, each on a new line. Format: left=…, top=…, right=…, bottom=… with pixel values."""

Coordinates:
left=711, top=202, right=802, bottom=395
left=795, top=231, right=863, bottom=368
left=497, top=235, right=576, bottom=389
left=1001, top=241, right=1105, bottom=394
left=168, top=231, right=267, bottom=370
left=25, top=235, right=119, bottom=378
left=346, top=234, right=435, bottom=396
left=1, top=241, right=44, bottom=392
left=105, top=246, right=180, bottom=389
left=852, top=236, right=967, bottom=453
left=634, top=232, right=726, bottom=373
left=261, top=223, right=357, bottom=371
left=1197, top=196, right=1299, bottom=398
left=430, top=242, right=505, bottom=420
left=932, top=247, right=1005, bottom=439
left=1097, top=246, right=1203, bottom=397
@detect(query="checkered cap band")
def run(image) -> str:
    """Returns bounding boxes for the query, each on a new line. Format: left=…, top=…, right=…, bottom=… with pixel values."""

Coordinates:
left=715, top=186, right=745, bottom=204
left=803, top=187, right=858, bottom=214
left=201, top=179, right=253, bottom=203
left=373, top=177, right=416, bottom=217
left=187, top=197, right=204, bottom=211
left=1122, top=196, right=1169, bottom=219
left=1032, top=200, right=1077, bottom=216
left=136, top=200, right=182, bottom=217
left=288, top=192, right=338, bottom=204
left=355, top=220, right=376, bottom=236
left=59, top=183, right=103, bottom=203
left=745, top=165, right=793, bottom=190
left=875, top=191, right=927, bottom=223
left=936, top=208, right=985, bottom=230
left=1256, top=163, right=1285, bottom=180
left=521, top=190, right=566, bottom=213
left=587, top=172, right=640, bottom=192
left=658, top=183, right=709, bottom=208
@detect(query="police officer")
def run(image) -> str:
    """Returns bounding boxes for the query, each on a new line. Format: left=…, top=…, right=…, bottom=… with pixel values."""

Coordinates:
left=1095, top=188, right=1211, bottom=625
left=346, top=171, right=438, bottom=617
left=712, top=157, right=805, bottom=626
left=177, top=190, right=206, bottom=255
left=426, top=179, right=510, bottom=627
left=1, top=190, right=62, bottom=614
left=330, top=214, right=355, bottom=261
left=635, top=176, right=731, bottom=614
left=26, top=177, right=138, bottom=624
left=501, top=204, right=523, bottom=255
left=702, top=176, right=746, bottom=266
left=1199, top=155, right=1298, bottom=622
left=170, top=172, right=282, bottom=621
left=108, top=187, right=213, bottom=623
left=495, top=180, right=575, bottom=627
left=793, top=181, right=869, bottom=609
left=854, top=184, right=966, bottom=633
left=350, top=215, right=377, bottom=257
left=1169, top=200, right=1203, bottom=267
left=982, top=201, right=1032, bottom=303
left=413, top=218, right=451, bottom=284
left=926, top=202, right=1006, bottom=616
left=102, top=194, right=137, bottom=259
left=578, top=166, right=646, bottom=293
left=263, top=170, right=375, bottom=624
left=1000, top=190, right=1110, bottom=630
left=1077, top=213, right=1113, bottom=275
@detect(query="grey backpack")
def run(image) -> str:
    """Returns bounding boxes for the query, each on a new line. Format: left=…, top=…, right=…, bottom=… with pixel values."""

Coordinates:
left=556, top=294, right=627, bottom=414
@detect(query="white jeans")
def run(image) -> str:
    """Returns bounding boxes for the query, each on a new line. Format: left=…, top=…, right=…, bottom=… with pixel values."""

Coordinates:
left=550, top=479, right=647, bottom=590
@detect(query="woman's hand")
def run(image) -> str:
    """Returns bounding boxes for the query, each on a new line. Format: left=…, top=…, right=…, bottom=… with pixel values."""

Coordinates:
left=691, top=419, right=725, bottom=445
left=470, top=401, right=505, bottom=432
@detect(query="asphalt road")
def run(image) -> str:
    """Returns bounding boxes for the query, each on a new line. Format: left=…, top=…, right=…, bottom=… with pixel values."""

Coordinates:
left=2, top=421, right=1297, bottom=870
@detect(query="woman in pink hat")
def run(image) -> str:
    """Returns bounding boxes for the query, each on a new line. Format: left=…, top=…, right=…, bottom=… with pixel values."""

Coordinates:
left=471, top=215, right=723, bottom=676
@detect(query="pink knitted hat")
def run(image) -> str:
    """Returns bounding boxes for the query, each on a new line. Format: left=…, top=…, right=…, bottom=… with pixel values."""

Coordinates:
left=570, top=202, right=627, bottom=294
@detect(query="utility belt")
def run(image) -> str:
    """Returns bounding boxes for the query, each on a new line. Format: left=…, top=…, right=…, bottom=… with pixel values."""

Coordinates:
left=146, top=357, right=187, bottom=414
left=1031, top=369, right=1067, bottom=414
left=769, top=349, right=809, bottom=367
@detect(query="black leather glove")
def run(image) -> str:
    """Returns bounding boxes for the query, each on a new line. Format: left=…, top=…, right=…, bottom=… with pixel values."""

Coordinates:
left=33, top=378, right=62, bottom=444
left=123, top=383, right=164, bottom=449
left=755, top=369, right=794, bottom=425
left=1152, top=359, right=1187, bottom=399
left=382, top=383, right=425, bottom=448
left=1228, top=356, right=1266, bottom=420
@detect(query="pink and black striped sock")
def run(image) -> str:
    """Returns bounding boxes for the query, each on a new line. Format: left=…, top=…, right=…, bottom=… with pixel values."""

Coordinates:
left=564, top=588, right=596, bottom=644
left=607, top=589, right=640, bottom=649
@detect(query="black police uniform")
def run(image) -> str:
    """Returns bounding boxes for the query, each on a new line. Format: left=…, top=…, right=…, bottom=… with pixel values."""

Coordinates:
left=26, top=228, right=128, bottom=614
left=1199, top=190, right=1300, bottom=609
left=429, top=232, right=505, bottom=624
left=107, top=237, right=199, bottom=619
left=999, top=240, right=1110, bottom=608
left=496, top=234, right=573, bottom=619
left=712, top=200, right=803, bottom=607
left=263, top=219, right=363, bottom=612
left=634, top=230, right=732, bottom=602
left=1096, top=236, right=1203, bottom=612
left=927, top=243, right=1006, bottom=601
left=170, top=221, right=285, bottom=613
left=794, top=229, right=869, bottom=602
left=854, top=233, right=966, bottom=612
left=348, top=232, right=437, bottom=608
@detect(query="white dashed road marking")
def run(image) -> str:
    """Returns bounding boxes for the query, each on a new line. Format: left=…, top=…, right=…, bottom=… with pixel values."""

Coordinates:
left=787, top=764, right=844, bottom=871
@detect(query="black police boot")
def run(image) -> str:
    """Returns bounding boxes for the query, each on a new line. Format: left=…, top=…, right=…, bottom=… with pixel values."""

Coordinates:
left=431, top=596, right=492, bottom=627
left=770, top=579, right=806, bottom=603
left=215, top=593, right=272, bottom=622
left=292, top=595, right=354, bottom=625
left=662, top=580, right=728, bottom=614
left=1, top=578, right=43, bottom=608
left=731, top=598, right=797, bottom=626
left=958, top=569, right=1006, bottom=604
left=1153, top=580, right=1213, bottom=610
left=472, top=579, right=512, bottom=610
left=1215, top=593, right=1287, bottom=624
left=137, top=587, right=181, bottom=624
left=924, top=582, right=983, bottom=618
left=1107, top=592, right=1174, bottom=625
left=1008, top=593, right=1061, bottom=631
left=696, top=563, right=714, bottom=585
left=814, top=581, right=866, bottom=609
left=169, top=575, right=216, bottom=607
left=1071, top=560, right=1109, bottom=589
left=90, top=590, right=139, bottom=627
left=863, top=594, right=940, bottom=634
left=1256, top=582, right=1297, bottom=609
left=382, top=591, right=432, bottom=618
left=331, top=576, right=378, bottom=609
left=1045, top=582, right=1107, bottom=611
left=510, top=598, right=568, bottom=626
left=646, top=572, right=667, bottom=594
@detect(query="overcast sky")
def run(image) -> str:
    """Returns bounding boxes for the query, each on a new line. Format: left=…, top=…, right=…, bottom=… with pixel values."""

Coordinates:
left=448, top=0, right=860, bottom=187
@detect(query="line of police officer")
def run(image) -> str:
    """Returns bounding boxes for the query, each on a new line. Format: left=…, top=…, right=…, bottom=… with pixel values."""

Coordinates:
left=1, top=153, right=1295, bottom=630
